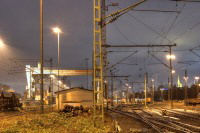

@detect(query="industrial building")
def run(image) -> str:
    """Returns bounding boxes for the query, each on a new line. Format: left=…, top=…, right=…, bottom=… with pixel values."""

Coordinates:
left=55, top=87, right=93, bottom=109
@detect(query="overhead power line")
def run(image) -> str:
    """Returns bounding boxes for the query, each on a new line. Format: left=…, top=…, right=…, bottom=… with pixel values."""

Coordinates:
left=105, top=44, right=176, bottom=48
left=108, top=51, right=138, bottom=69
left=170, top=0, right=200, bottom=2
left=132, top=9, right=180, bottom=13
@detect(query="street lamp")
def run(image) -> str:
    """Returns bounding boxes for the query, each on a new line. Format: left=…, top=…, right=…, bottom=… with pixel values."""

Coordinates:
left=172, top=70, right=175, bottom=74
left=166, top=54, right=176, bottom=59
left=151, top=79, right=155, bottom=104
left=52, top=27, right=62, bottom=110
left=166, top=54, right=176, bottom=109
left=183, top=76, right=188, bottom=101
left=195, top=77, right=199, bottom=98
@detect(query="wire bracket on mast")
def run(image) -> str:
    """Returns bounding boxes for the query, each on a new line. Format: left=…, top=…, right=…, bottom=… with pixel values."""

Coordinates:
left=93, top=0, right=147, bottom=125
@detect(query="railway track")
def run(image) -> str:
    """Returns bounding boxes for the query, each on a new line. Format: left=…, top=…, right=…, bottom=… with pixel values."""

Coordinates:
left=109, top=109, right=200, bottom=133
left=155, top=107, right=200, bottom=120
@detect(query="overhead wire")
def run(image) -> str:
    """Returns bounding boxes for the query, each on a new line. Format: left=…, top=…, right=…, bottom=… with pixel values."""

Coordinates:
left=107, top=0, right=172, bottom=43
left=160, top=1, right=187, bottom=45
left=147, top=2, right=187, bottom=68
left=107, top=0, right=200, bottom=90
left=112, top=22, right=137, bottom=44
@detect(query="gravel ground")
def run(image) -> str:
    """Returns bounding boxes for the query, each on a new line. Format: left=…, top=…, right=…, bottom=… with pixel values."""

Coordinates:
left=107, top=111, right=154, bottom=133
left=148, top=101, right=200, bottom=112
left=147, top=102, right=200, bottom=127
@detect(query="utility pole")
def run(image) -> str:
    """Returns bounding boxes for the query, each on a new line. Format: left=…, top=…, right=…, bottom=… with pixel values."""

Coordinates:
left=30, top=69, right=32, bottom=100
left=110, top=71, right=114, bottom=106
left=40, top=0, right=44, bottom=114
left=169, top=46, right=174, bottom=109
left=168, top=77, right=170, bottom=101
left=196, top=78, right=199, bottom=98
left=151, top=79, right=155, bottom=104
left=93, top=0, right=105, bottom=124
left=49, top=58, right=53, bottom=109
left=184, top=70, right=188, bottom=101
left=85, top=58, right=89, bottom=89
left=144, top=73, right=148, bottom=108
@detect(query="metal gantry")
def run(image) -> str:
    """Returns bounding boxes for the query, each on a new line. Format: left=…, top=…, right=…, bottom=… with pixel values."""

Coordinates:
left=93, top=0, right=147, bottom=124
left=93, top=0, right=105, bottom=123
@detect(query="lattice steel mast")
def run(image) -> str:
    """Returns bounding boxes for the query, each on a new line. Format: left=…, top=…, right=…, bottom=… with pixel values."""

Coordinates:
left=93, top=0, right=147, bottom=123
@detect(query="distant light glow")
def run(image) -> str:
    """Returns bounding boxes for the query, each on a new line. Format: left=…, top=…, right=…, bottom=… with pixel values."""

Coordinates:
left=126, top=84, right=128, bottom=86
left=58, top=80, right=62, bottom=84
left=195, top=77, right=199, bottom=80
left=52, top=27, right=61, bottom=34
left=152, top=79, right=154, bottom=82
left=104, top=80, right=107, bottom=83
left=166, top=54, right=176, bottom=59
left=0, top=39, right=4, bottom=48
left=172, top=70, right=175, bottom=74
left=50, top=75, right=55, bottom=78
left=129, top=86, right=131, bottom=89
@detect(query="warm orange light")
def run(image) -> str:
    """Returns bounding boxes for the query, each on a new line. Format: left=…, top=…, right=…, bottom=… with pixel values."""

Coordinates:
left=52, top=27, right=61, bottom=34
left=0, top=39, right=4, bottom=48
left=166, top=54, right=176, bottom=59
left=50, top=75, right=55, bottom=78
left=172, top=70, right=175, bottom=74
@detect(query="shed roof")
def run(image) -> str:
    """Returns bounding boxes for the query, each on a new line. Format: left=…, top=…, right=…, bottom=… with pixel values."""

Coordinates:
left=54, top=87, right=92, bottom=94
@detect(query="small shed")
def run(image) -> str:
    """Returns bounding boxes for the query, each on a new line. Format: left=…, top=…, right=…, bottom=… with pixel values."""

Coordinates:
left=55, top=87, right=93, bottom=109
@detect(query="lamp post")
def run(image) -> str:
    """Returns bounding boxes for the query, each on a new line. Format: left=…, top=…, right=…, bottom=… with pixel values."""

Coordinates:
left=50, top=74, right=55, bottom=109
left=40, top=0, right=44, bottom=114
left=52, top=27, right=61, bottom=110
left=166, top=52, right=176, bottom=109
left=183, top=70, right=188, bottom=103
left=151, top=79, right=154, bottom=104
left=85, top=58, right=89, bottom=89
left=195, top=76, right=199, bottom=98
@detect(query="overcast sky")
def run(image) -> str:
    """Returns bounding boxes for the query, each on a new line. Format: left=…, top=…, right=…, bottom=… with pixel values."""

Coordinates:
left=1, top=0, right=200, bottom=93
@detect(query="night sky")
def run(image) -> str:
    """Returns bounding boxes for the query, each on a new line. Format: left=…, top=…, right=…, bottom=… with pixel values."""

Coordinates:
left=1, top=0, right=200, bottom=94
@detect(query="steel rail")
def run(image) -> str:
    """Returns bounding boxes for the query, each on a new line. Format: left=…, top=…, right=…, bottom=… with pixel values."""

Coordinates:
left=109, top=109, right=163, bottom=133
left=134, top=109, right=195, bottom=133
left=155, top=107, right=200, bottom=120
left=109, top=108, right=198, bottom=133
left=145, top=117, right=195, bottom=133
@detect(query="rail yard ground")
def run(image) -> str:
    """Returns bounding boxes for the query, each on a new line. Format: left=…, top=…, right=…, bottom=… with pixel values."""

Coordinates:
left=108, top=101, right=200, bottom=132
left=1, top=102, right=200, bottom=133
left=0, top=111, right=114, bottom=133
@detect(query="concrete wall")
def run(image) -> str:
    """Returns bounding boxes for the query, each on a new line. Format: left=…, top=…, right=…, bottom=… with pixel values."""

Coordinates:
left=56, top=88, right=93, bottom=109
